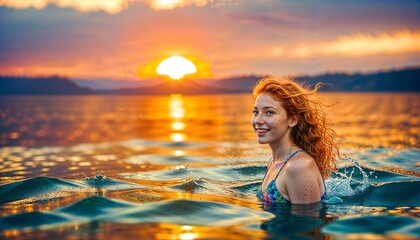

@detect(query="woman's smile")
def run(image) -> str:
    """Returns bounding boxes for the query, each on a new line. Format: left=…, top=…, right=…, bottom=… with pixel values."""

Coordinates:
left=255, top=127, right=270, bottom=137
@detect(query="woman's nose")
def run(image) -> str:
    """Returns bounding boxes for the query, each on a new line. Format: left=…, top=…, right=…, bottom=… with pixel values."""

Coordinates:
left=253, top=114, right=264, bottom=125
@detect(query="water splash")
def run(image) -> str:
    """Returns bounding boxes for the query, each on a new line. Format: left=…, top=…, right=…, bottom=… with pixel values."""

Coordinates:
left=324, top=156, right=372, bottom=204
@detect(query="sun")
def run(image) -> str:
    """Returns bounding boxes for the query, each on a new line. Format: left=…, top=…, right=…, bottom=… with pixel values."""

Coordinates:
left=156, top=56, right=197, bottom=80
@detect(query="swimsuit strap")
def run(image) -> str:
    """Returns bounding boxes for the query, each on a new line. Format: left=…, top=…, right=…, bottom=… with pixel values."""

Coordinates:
left=274, top=149, right=304, bottom=179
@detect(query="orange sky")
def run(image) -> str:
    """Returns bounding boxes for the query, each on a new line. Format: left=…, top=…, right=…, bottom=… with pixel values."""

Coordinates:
left=0, top=0, right=419, bottom=80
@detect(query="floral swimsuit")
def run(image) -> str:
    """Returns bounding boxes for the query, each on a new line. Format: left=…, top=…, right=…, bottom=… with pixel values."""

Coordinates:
left=257, top=149, right=326, bottom=204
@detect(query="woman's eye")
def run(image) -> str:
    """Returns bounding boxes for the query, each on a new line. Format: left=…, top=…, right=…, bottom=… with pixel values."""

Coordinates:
left=266, top=111, right=273, bottom=116
left=252, top=110, right=258, bottom=116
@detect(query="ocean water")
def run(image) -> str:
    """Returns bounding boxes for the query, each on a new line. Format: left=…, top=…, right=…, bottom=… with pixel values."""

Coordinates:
left=0, top=93, right=419, bottom=239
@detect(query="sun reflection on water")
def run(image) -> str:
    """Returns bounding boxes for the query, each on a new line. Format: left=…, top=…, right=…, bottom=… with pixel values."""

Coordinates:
left=171, top=121, right=185, bottom=131
left=174, top=150, right=184, bottom=157
left=169, top=94, right=185, bottom=119
left=170, top=133, right=185, bottom=142
left=169, top=94, right=187, bottom=159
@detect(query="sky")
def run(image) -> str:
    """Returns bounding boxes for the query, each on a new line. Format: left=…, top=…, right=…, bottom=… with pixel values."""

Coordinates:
left=0, top=0, right=419, bottom=81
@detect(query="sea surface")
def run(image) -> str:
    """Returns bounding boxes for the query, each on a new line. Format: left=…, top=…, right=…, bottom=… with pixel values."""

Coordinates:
left=0, top=93, right=419, bottom=239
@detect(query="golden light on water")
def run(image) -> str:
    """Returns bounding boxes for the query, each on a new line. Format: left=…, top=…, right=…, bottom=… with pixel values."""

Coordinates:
left=169, top=95, right=185, bottom=119
left=169, top=94, right=186, bottom=143
left=174, top=150, right=184, bottom=157
left=170, top=133, right=185, bottom=142
left=178, top=232, right=197, bottom=240
left=178, top=224, right=197, bottom=240
left=181, top=225, right=193, bottom=231
left=156, top=56, right=197, bottom=80
left=171, top=122, right=185, bottom=131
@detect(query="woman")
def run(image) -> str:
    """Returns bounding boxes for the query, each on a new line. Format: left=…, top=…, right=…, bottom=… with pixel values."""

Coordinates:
left=253, top=76, right=340, bottom=205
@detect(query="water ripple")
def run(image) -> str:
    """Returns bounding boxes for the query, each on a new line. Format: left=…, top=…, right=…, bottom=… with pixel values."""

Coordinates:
left=0, top=176, right=84, bottom=204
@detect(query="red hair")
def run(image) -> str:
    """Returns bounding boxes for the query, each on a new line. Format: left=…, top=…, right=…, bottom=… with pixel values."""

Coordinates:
left=252, top=76, right=340, bottom=178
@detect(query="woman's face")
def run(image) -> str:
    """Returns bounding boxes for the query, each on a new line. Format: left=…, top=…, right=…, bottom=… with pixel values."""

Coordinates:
left=252, top=92, right=294, bottom=145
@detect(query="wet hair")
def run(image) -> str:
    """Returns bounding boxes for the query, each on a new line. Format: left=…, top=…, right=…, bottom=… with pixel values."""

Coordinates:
left=252, top=76, right=340, bottom=178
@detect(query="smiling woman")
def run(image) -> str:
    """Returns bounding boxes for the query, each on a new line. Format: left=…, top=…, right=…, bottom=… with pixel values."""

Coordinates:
left=156, top=56, right=197, bottom=80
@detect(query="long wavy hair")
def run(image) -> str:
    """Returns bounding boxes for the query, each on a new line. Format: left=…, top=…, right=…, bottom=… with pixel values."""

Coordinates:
left=252, top=76, right=340, bottom=178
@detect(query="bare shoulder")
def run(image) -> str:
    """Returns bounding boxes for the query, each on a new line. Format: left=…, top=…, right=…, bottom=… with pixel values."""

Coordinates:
left=285, top=152, right=318, bottom=174
left=283, top=151, right=324, bottom=204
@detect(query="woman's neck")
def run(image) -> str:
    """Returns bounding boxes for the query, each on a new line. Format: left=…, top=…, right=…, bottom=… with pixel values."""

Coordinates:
left=269, top=139, right=298, bottom=162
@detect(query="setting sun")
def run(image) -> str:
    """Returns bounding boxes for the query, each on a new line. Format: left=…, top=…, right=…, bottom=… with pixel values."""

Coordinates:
left=156, top=56, right=197, bottom=80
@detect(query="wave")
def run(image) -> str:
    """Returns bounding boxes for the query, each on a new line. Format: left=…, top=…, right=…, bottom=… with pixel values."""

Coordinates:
left=93, top=199, right=274, bottom=227
left=81, top=175, right=141, bottom=190
left=0, top=196, right=274, bottom=230
left=1, top=156, right=418, bottom=221
left=0, top=176, right=84, bottom=204
left=56, top=195, right=138, bottom=218
left=322, top=215, right=420, bottom=237
left=0, top=211, right=72, bottom=230
left=324, top=156, right=420, bottom=204
left=122, top=164, right=266, bottom=183
left=0, top=175, right=142, bottom=204
left=120, top=156, right=420, bottom=207
left=343, top=181, right=420, bottom=207
left=0, top=162, right=418, bottom=235
left=168, top=178, right=209, bottom=192
left=3, top=163, right=415, bottom=207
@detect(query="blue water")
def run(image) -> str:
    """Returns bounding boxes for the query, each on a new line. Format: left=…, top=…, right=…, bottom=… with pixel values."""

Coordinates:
left=0, top=94, right=419, bottom=239
left=1, top=146, right=419, bottom=239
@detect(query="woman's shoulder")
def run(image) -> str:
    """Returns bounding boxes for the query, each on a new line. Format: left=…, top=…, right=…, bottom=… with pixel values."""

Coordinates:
left=285, top=151, right=318, bottom=174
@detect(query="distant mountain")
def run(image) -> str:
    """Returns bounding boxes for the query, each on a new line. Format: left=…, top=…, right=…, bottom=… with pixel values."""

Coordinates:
left=73, top=78, right=164, bottom=90
left=208, top=75, right=263, bottom=91
left=0, top=76, right=94, bottom=95
left=296, top=73, right=363, bottom=91
left=1, top=67, right=418, bottom=95
left=209, top=67, right=420, bottom=92
left=101, top=79, right=233, bottom=95
left=296, top=67, right=420, bottom=91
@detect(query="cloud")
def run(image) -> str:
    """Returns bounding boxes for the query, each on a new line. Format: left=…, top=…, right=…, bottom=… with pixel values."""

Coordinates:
left=270, top=31, right=420, bottom=58
left=226, top=12, right=302, bottom=29
left=0, top=0, right=130, bottom=14
left=0, top=0, right=220, bottom=13
left=143, top=0, right=213, bottom=11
